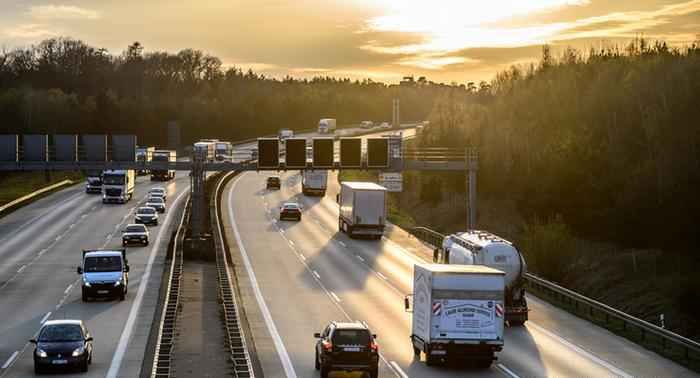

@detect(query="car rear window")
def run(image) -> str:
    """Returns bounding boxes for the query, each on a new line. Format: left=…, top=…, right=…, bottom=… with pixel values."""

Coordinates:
left=149, top=197, right=164, bottom=203
left=269, top=177, right=280, bottom=182
left=332, top=329, right=370, bottom=345
left=139, top=208, right=155, bottom=214
left=284, top=204, right=299, bottom=209
left=126, top=225, right=145, bottom=233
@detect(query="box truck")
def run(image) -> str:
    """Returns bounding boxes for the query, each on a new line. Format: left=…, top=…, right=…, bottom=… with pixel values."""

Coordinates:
left=318, top=118, right=337, bottom=134
left=406, top=264, right=505, bottom=368
left=302, top=170, right=328, bottom=196
left=102, top=169, right=135, bottom=204
left=279, top=129, right=294, bottom=140
left=151, top=150, right=176, bottom=181
left=135, top=146, right=155, bottom=175
left=215, top=141, right=233, bottom=162
left=337, top=182, right=386, bottom=239
left=442, top=231, right=529, bottom=325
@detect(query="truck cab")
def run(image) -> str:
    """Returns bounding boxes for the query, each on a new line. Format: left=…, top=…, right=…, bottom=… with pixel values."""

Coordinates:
left=85, top=176, right=102, bottom=194
left=102, top=169, right=135, bottom=204
left=77, top=249, right=129, bottom=301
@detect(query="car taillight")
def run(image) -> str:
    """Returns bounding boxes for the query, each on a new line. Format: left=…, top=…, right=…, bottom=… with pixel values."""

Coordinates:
left=322, top=340, right=333, bottom=352
left=370, top=341, right=379, bottom=352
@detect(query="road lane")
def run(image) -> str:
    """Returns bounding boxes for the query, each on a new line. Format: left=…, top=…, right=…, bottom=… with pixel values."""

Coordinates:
left=0, top=174, right=190, bottom=378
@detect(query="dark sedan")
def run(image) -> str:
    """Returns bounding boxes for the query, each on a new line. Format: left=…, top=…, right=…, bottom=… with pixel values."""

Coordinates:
left=280, top=202, right=302, bottom=221
left=31, top=319, right=93, bottom=374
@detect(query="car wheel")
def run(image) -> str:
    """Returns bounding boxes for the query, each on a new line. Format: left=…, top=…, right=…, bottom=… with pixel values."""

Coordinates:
left=314, top=352, right=320, bottom=370
left=144, top=241, right=149, bottom=246
left=81, top=358, right=89, bottom=372
left=120, top=290, right=126, bottom=301
left=82, top=289, right=89, bottom=302
left=34, top=361, right=42, bottom=375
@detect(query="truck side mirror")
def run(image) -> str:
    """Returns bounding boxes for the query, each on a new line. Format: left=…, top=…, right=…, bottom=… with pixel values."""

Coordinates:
left=313, top=332, right=321, bottom=338
left=77, top=267, right=83, bottom=274
left=124, top=265, right=130, bottom=273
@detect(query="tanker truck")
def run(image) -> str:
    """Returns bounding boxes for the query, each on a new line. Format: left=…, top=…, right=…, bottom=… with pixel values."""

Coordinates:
left=442, top=230, right=529, bottom=325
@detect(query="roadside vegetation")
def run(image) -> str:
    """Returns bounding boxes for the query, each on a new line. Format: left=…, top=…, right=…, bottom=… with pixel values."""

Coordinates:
left=0, top=171, right=83, bottom=207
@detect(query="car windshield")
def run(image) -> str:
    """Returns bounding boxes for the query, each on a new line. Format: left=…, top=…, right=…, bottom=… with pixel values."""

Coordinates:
left=126, top=225, right=145, bottom=233
left=138, top=208, right=155, bottom=214
left=38, top=324, right=83, bottom=342
left=149, top=197, right=164, bottom=203
left=84, top=256, right=122, bottom=272
left=333, top=329, right=370, bottom=345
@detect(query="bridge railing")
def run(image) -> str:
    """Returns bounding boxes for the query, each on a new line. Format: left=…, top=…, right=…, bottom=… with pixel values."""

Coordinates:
left=408, top=226, right=700, bottom=369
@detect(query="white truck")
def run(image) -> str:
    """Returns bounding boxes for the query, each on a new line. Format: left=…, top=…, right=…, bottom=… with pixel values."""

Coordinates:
left=302, top=170, right=328, bottom=196
left=102, top=169, right=135, bottom=204
left=135, top=146, right=155, bottom=175
left=318, top=118, right=337, bottom=134
left=85, top=171, right=102, bottom=194
left=406, top=264, right=505, bottom=368
left=151, top=150, right=177, bottom=181
left=214, top=141, right=233, bottom=162
left=194, top=141, right=216, bottom=162
left=279, top=129, right=294, bottom=140
left=442, top=230, right=529, bottom=325
left=337, top=182, right=386, bottom=239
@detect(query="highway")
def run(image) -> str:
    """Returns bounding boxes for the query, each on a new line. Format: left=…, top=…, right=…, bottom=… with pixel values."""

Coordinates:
left=0, top=173, right=190, bottom=378
left=221, top=148, right=697, bottom=376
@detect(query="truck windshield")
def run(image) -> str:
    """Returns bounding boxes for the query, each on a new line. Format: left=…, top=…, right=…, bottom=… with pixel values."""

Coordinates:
left=87, top=177, right=101, bottom=184
left=333, top=330, right=370, bottom=345
left=84, top=256, right=122, bottom=272
left=103, top=174, right=125, bottom=185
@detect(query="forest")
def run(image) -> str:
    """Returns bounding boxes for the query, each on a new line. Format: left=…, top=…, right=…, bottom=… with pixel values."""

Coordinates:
left=0, top=38, right=454, bottom=145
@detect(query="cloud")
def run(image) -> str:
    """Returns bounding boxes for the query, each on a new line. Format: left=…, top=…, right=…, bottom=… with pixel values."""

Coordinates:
left=3, top=23, right=58, bottom=39
left=29, top=5, right=101, bottom=21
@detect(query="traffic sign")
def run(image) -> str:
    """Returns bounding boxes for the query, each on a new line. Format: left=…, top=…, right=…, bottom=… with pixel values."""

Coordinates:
left=340, top=138, right=361, bottom=168
left=312, top=138, right=334, bottom=168
left=284, top=138, right=306, bottom=168
left=379, top=172, right=402, bottom=181
left=258, top=138, right=279, bottom=169
left=367, top=138, right=389, bottom=168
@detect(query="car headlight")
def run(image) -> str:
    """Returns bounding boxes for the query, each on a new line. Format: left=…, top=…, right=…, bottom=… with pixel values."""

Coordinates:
left=82, top=277, right=91, bottom=287
left=72, top=346, right=85, bottom=357
left=114, top=278, right=122, bottom=287
left=37, top=349, right=47, bottom=358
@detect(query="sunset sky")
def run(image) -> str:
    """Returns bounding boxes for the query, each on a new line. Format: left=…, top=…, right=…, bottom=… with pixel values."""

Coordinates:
left=1, top=0, right=698, bottom=83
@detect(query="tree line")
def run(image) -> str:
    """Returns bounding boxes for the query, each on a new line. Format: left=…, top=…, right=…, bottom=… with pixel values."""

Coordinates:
left=417, top=38, right=700, bottom=251
left=0, top=38, right=455, bottom=146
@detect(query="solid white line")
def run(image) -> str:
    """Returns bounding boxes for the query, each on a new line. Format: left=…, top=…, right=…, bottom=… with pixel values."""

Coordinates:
left=64, top=284, right=73, bottom=295
left=355, top=255, right=364, bottom=262
left=288, top=240, right=295, bottom=246
left=497, top=363, right=520, bottom=378
left=16, top=265, right=25, bottom=274
left=376, top=271, right=388, bottom=280
left=299, top=254, right=306, bottom=261
left=527, top=322, right=633, bottom=378
left=40, top=312, right=51, bottom=324
left=1, top=351, right=18, bottom=369
left=313, top=271, right=321, bottom=279
left=330, top=291, right=341, bottom=303
left=390, top=361, right=409, bottom=378
left=338, top=240, right=347, bottom=248
left=106, top=188, right=188, bottom=378
left=228, top=173, right=298, bottom=378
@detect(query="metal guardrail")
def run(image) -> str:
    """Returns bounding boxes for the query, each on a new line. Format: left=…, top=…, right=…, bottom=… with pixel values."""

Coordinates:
left=0, top=179, right=76, bottom=216
left=212, top=172, right=255, bottom=377
left=408, top=225, right=700, bottom=367
left=151, top=197, right=190, bottom=378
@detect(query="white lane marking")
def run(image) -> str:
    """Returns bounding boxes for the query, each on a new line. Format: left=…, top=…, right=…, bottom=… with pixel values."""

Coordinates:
left=390, top=361, right=409, bottom=378
left=228, top=173, right=298, bottom=378
left=64, top=283, right=73, bottom=295
left=1, top=351, right=18, bottom=369
left=106, top=188, right=188, bottom=378
left=497, top=363, right=520, bottom=378
left=355, top=255, right=364, bottom=262
left=313, top=270, right=321, bottom=279
left=376, top=271, right=388, bottom=280
left=299, top=254, right=306, bottom=261
left=330, top=291, right=341, bottom=303
left=288, top=240, right=295, bottom=246
left=55, top=235, right=61, bottom=241
left=69, top=223, right=75, bottom=229
left=338, top=240, right=347, bottom=248
left=279, top=228, right=285, bottom=234
left=16, top=265, right=26, bottom=273
left=40, top=312, right=51, bottom=324
left=527, top=322, right=633, bottom=378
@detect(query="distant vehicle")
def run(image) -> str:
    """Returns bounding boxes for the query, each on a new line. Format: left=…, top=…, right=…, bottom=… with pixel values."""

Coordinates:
left=215, top=141, right=233, bottom=162
left=379, top=122, right=390, bottom=129
left=360, top=121, right=374, bottom=129
left=318, top=118, right=337, bottom=134
left=442, top=231, right=529, bottom=325
left=30, top=319, right=93, bottom=374
left=135, top=146, right=155, bottom=175
left=406, top=264, right=505, bottom=368
left=148, top=187, right=167, bottom=202
left=314, top=321, right=379, bottom=378
left=337, top=182, right=387, bottom=239
left=279, top=202, right=302, bottom=221
left=279, top=129, right=294, bottom=140
left=135, top=206, right=158, bottom=225
left=77, top=249, right=129, bottom=301
left=250, top=148, right=259, bottom=161
left=146, top=196, right=166, bottom=213
left=302, top=170, right=327, bottom=196
left=102, top=169, right=135, bottom=204
left=151, top=150, right=177, bottom=181
left=122, top=224, right=149, bottom=246
left=194, top=141, right=216, bottom=162
left=85, top=175, right=102, bottom=194
left=266, top=176, right=281, bottom=190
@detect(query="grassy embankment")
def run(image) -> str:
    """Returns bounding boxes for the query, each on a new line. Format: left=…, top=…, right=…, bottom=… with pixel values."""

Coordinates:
left=0, top=171, right=84, bottom=207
